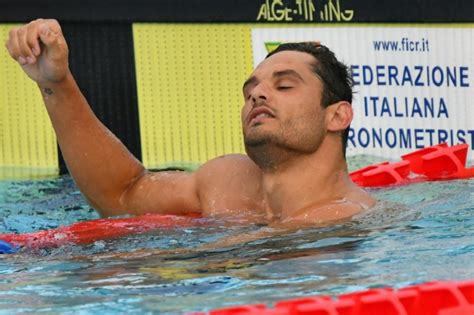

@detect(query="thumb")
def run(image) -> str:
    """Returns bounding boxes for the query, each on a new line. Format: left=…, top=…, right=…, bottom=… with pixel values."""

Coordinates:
left=38, top=24, right=61, bottom=49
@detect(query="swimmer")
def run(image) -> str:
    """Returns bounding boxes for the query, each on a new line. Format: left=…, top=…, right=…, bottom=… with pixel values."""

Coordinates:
left=5, top=19, right=375, bottom=227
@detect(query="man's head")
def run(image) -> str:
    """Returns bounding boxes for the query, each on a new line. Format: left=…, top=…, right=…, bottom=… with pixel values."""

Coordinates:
left=241, top=42, right=353, bottom=170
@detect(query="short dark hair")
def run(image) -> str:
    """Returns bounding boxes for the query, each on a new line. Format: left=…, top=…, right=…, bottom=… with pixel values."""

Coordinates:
left=265, top=42, right=353, bottom=157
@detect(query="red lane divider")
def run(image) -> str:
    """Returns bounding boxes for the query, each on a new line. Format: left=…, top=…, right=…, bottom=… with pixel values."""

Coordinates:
left=0, top=213, right=202, bottom=249
left=350, top=143, right=474, bottom=187
left=192, top=280, right=474, bottom=315
left=350, top=160, right=412, bottom=187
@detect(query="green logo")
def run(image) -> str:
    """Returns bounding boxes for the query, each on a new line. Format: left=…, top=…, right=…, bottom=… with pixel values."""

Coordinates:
left=264, top=42, right=282, bottom=53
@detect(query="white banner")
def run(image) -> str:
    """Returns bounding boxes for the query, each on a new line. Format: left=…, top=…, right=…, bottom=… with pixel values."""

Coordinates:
left=251, top=26, right=474, bottom=160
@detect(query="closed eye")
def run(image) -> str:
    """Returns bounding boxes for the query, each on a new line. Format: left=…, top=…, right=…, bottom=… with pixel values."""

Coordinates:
left=277, top=86, right=293, bottom=90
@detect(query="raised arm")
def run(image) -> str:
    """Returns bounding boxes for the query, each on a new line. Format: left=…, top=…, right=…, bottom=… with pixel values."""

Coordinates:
left=5, top=19, right=201, bottom=216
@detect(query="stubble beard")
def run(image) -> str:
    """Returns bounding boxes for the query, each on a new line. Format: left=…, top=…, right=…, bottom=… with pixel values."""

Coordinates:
left=244, top=131, right=282, bottom=171
left=244, top=122, right=322, bottom=172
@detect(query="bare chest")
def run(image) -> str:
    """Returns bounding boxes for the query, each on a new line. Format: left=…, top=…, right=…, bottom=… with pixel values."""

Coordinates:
left=198, top=176, right=267, bottom=222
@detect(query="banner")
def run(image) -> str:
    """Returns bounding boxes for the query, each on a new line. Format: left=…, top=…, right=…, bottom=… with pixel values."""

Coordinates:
left=0, top=0, right=472, bottom=23
left=252, top=26, right=474, bottom=158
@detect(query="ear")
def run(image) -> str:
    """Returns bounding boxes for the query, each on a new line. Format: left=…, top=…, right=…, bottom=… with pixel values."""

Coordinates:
left=325, top=101, right=353, bottom=132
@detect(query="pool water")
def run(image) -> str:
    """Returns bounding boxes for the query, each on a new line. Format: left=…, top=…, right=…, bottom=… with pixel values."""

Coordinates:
left=0, top=156, right=474, bottom=314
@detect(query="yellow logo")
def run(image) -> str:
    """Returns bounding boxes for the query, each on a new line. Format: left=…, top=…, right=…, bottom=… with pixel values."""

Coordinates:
left=256, top=0, right=354, bottom=22
left=264, top=42, right=282, bottom=53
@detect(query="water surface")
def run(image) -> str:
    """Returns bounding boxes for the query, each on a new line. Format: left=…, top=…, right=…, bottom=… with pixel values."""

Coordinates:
left=0, top=159, right=473, bottom=314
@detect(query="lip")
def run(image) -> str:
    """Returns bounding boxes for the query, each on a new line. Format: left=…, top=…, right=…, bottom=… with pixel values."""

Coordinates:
left=247, top=107, right=275, bottom=125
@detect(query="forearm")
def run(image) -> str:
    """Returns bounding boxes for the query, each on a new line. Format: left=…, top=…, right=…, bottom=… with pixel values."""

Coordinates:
left=40, top=72, right=145, bottom=215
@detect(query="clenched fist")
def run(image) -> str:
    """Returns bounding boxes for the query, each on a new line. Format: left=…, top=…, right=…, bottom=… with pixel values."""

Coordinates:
left=4, top=19, right=70, bottom=86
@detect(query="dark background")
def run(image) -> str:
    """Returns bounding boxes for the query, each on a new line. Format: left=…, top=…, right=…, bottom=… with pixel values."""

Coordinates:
left=0, top=0, right=473, bottom=23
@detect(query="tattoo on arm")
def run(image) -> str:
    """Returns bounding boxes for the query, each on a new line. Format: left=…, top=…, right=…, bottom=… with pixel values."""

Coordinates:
left=43, top=88, right=54, bottom=95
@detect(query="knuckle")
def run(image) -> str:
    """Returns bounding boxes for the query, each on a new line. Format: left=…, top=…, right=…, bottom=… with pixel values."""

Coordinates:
left=27, top=21, right=36, bottom=30
left=26, top=36, right=35, bottom=46
left=48, top=19, right=61, bottom=30
left=46, top=18, right=57, bottom=25
left=8, top=27, right=17, bottom=37
left=18, top=46, right=27, bottom=55
left=5, top=39, right=14, bottom=52
left=28, top=19, right=42, bottom=28
left=18, top=41, right=29, bottom=52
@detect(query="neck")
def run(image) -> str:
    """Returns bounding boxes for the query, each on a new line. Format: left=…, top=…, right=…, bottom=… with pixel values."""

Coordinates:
left=257, top=137, right=350, bottom=221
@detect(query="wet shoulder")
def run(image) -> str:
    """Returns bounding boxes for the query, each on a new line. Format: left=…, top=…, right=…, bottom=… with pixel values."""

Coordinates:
left=196, top=154, right=262, bottom=181
left=195, top=154, right=264, bottom=212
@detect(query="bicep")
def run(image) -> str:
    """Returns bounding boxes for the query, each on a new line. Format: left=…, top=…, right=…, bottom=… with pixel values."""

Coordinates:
left=120, top=170, right=201, bottom=216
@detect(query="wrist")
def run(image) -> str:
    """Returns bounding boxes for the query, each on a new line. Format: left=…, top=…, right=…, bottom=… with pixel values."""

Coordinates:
left=37, top=71, right=75, bottom=97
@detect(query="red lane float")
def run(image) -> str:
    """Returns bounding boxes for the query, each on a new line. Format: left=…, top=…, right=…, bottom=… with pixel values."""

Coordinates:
left=194, top=280, right=474, bottom=315
left=350, top=143, right=474, bottom=187
left=0, top=213, right=202, bottom=250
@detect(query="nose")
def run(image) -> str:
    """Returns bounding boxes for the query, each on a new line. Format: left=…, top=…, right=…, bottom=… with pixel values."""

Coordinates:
left=250, top=83, right=269, bottom=107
